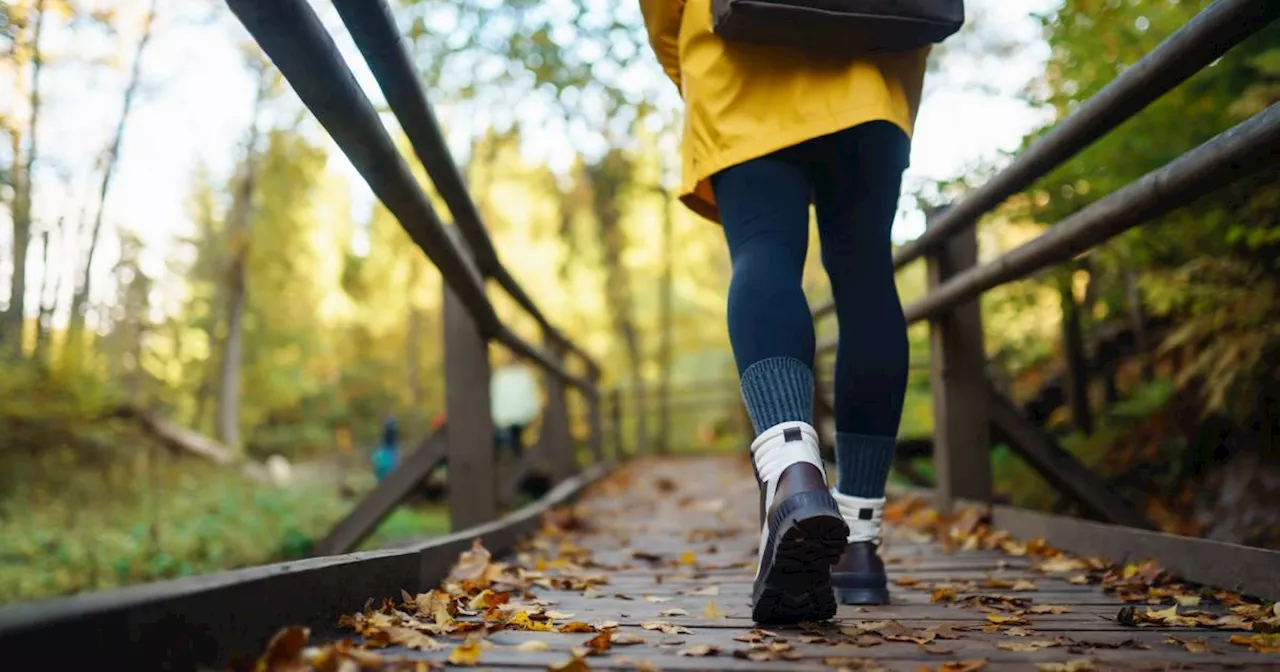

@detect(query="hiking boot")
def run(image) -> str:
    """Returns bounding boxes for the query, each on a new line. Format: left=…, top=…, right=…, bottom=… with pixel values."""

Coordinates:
left=830, top=491, right=890, bottom=605
left=749, top=422, right=849, bottom=624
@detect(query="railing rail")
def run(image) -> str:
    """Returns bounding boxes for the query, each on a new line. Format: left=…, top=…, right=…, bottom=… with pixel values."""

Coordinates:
left=811, top=0, right=1280, bottom=521
left=221, top=0, right=607, bottom=543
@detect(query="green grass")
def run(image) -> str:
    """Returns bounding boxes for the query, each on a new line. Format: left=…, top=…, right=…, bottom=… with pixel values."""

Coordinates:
left=360, top=506, right=450, bottom=550
left=0, top=454, right=352, bottom=604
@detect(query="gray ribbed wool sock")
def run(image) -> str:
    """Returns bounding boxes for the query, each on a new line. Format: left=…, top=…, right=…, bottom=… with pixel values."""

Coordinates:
left=835, top=432, right=896, bottom=498
left=739, top=357, right=814, bottom=434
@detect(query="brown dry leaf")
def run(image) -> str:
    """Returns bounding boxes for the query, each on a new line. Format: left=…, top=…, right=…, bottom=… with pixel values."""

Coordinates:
left=997, top=640, right=1060, bottom=652
left=584, top=630, right=612, bottom=656
left=931, top=587, right=958, bottom=603
left=1028, top=605, right=1071, bottom=615
left=1011, top=580, right=1039, bottom=591
left=924, top=625, right=964, bottom=640
left=701, top=600, right=725, bottom=619
left=659, top=608, right=689, bottom=617
left=547, top=656, right=592, bottom=672
left=940, top=661, right=988, bottom=672
left=641, top=620, right=692, bottom=635
left=1035, top=661, right=1095, bottom=672
left=684, top=585, right=720, bottom=596
left=1164, top=636, right=1212, bottom=654
left=1068, top=574, right=1090, bottom=585
left=259, top=626, right=309, bottom=672
left=612, top=634, right=646, bottom=646
left=1229, top=633, right=1280, bottom=653
left=581, top=587, right=603, bottom=599
left=1005, top=627, right=1034, bottom=637
left=385, top=627, right=444, bottom=652
left=824, top=657, right=889, bottom=671
left=918, top=643, right=959, bottom=655
left=894, top=577, right=922, bottom=588
left=515, top=641, right=550, bottom=652
left=448, top=540, right=492, bottom=583
left=559, top=621, right=598, bottom=633
left=1037, top=556, right=1088, bottom=573
left=986, top=614, right=1030, bottom=626
left=446, top=639, right=483, bottom=667
left=852, top=635, right=885, bottom=647
left=677, top=644, right=720, bottom=657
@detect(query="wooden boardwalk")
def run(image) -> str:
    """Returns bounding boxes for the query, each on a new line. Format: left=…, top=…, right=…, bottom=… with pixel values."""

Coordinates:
left=266, top=456, right=1280, bottom=671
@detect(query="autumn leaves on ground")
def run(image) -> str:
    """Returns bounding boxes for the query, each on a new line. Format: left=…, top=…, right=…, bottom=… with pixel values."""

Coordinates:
left=245, top=458, right=1279, bottom=672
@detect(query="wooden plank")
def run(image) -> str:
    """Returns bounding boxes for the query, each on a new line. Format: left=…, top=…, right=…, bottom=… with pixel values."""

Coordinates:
left=986, top=384, right=1155, bottom=530
left=312, top=430, right=447, bottom=556
left=925, top=206, right=992, bottom=512
left=443, top=225, right=497, bottom=530
left=0, top=463, right=613, bottom=670
left=991, top=503, right=1280, bottom=601
left=542, top=334, right=575, bottom=483
left=587, top=382, right=605, bottom=464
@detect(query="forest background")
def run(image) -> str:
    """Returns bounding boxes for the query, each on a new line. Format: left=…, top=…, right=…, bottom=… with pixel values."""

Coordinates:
left=1, top=0, right=1277, bottom=603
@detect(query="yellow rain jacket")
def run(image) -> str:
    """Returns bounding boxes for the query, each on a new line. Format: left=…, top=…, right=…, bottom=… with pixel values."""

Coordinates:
left=640, top=0, right=928, bottom=222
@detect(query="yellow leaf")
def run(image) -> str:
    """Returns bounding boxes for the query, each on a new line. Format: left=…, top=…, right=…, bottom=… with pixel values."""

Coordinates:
left=680, top=551, right=697, bottom=565
left=702, top=599, right=725, bottom=619
left=507, top=610, right=554, bottom=632
left=931, top=587, right=957, bottom=603
left=447, top=639, right=482, bottom=666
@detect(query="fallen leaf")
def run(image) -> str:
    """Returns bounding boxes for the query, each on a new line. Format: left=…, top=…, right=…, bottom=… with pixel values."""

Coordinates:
left=594, top=620, right=619, bottom=630
left=547, top=656, right=591, bottom=672
left=932, top=587, right=958, bottom=603
left=684, top=585, right=720, bottom=596
left=584, top=630, right=612, bottom=655
left=678, top=644, right=720, bottom=657
left=1068, top=575, right=1090, bottom=585
left=1037, top=556, right=1088, bottom=573
left=986, top=614, right=1031, bottom=626
left=918, top=643, right=959, bottom=655
left=701, top=600, right=725, bottom=619
left=446, top=639, right=482, bottom=666
left=1175, top=595, right=1202, bottom=607
left=516, top=641, right=550, bottom=652
left=940, top=661, right=988, bottom=672
left=385, top=627, right=444, bottom=652
left=448, top=540, right=492, bottom=583
left=659, top=608, right=689, bottom=617
left=680, top=551, right=697, bottom=565
left=894, top=577, right=922, bottom=587
left=507, top=610, right=554, bottom=632
left=259, top=626, right=309, bottom=672
left=1005, top=627, right=1034, bottom=637
left=1028, top=605, right=1071, bottom=615
left=558, top=622, right=597, bottom=633
left=643, top=595, right=672, bottom=603
left=997, top=640, right=1061, bottom=652
left=1230, top=633, right=1280, bottom=653
left=545, top=610, right=576, bottom=619
left=1035, top=661, right=1095, bottom=672
left=641, top=620, right=692, bottom=635
left=1165, top=636, right=1211, bottom=654
left=1012, top=580, right=1039, bottom=591
left=581, top=587, right=603, bottom=599
left=612, top=634, right=646, bottom=646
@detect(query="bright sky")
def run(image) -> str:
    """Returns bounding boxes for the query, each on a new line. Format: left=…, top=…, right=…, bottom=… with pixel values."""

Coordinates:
left=12, top=0, right=1060, bottom=322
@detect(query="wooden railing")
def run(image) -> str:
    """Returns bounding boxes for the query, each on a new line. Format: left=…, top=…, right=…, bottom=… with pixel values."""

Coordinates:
left=220, top=0, right=609, bottom=555
left=812, top=0, right=1279, bottom=524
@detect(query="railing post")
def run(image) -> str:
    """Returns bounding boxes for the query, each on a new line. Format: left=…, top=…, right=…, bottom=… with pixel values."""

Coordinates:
left=443, top=226, right=497, bottom=529
left=610, top=388, right=625, bottom=460
left=587, top=367, right=605, bottom=464
left=925, top=205, right=991, bottom=513
left=542, top=333, right=575, bottom=483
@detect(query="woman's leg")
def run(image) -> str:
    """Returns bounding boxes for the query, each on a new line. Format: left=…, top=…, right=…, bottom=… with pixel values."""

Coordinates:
left=713, top=152, right=848, bottom=624
left=811, top=120, right=912, bottom=604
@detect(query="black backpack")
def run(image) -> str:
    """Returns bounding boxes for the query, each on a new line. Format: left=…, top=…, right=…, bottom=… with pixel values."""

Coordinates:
left=712, top=0, right=964, bottom=55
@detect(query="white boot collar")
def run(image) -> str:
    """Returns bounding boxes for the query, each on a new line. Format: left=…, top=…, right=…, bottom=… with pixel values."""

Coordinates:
left=831, top=490, right=885, bottom=544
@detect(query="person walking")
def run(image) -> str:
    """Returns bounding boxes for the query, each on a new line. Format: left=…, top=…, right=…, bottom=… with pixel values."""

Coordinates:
left=490, top=353, right=541, bottom=458
left=639, top=0, right=937, bottom=624
left=372, top=417, right=400, bottom=483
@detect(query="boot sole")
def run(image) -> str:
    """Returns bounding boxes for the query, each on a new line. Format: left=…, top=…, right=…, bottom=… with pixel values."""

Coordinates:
left=751, top=491, right=848, bottom=624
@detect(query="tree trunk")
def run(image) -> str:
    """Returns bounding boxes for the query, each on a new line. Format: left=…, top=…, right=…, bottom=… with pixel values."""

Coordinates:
left=2, top=0, right=47, bottom=353
left=67, top=0, right=158, bottom=353
left=1060, top=278, right=1093, bottom=435
left=1123, top=265, right=1154, bottom=382
left=32, top=225, right=53, bottom=358
left=214, top=66, right=269, bottom=450
left=656, top=184, right=674, bottom=454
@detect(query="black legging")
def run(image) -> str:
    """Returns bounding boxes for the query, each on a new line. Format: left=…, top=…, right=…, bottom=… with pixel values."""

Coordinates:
left=711, top=121, right=910, bottom=438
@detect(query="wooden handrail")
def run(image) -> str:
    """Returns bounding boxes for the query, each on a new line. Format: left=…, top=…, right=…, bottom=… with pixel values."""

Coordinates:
left=812, top=0, right=1280, bottom=320
left=222, top=0, right=592, bottom=392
